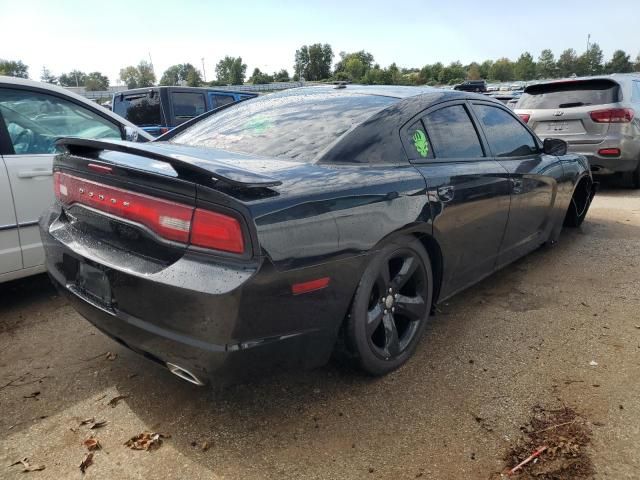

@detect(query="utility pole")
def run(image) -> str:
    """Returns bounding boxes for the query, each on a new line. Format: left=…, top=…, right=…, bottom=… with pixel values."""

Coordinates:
left=148, top=52, right=155, bottom=79
left=201, top=57, right=206, bottom=82
left=586, top=33, right=591, bottom=53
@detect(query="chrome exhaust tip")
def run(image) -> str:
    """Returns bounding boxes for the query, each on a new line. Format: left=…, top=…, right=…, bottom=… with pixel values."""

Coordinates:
left=166, top=362, right=205, bottom=386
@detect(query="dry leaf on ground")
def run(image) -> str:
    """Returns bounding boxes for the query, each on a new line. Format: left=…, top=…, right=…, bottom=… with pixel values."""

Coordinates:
left=89, top=420, right=108, bottom=429
left=105, top=352, right=117, bottom=361
left=79, top=452, right=93, bottom=474
left=83, top=436, right=101, bottom=451
left=107, top=395, right=129, bottom=408
left=79, top=417, right=95, bottom=426
left=10, top=457, right=45, bottom=472
left=125, top=431, right=170, bottom=451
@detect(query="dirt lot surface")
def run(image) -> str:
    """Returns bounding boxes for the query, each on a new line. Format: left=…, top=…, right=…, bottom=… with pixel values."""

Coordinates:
left=1, top=184, right=639, bottom=479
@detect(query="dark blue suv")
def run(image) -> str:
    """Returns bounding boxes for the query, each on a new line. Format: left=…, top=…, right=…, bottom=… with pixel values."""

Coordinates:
left=112, top=86, right=257, bottom=137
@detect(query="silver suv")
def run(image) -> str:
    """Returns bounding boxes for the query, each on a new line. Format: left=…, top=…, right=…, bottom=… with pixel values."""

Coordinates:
left=515, top=74, right=640, bottom=188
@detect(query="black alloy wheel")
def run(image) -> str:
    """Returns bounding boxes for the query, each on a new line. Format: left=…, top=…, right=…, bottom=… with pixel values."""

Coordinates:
left=346, top=236, right=433, bottom=375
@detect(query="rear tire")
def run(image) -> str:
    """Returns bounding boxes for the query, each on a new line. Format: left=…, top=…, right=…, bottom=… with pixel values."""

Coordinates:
left=346, top=236, right=433, bottom=376
left=564, top=178, right=593, bottom=228
left=630, top=163, right=640, bottom=189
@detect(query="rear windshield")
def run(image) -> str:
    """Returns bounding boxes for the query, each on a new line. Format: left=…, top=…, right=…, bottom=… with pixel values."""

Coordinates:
left=169, top=90, right=397, bottom=162
left=518, top=80, right=620, bottom=109
left=113, top=93, right=162, bottom=126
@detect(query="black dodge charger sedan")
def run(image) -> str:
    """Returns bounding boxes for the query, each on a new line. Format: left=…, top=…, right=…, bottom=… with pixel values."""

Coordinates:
left=40, top=86, right=595, bottom=385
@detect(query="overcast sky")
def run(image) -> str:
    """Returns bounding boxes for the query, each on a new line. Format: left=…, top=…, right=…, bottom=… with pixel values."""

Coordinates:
left=1, top=0, right=638, bottom=84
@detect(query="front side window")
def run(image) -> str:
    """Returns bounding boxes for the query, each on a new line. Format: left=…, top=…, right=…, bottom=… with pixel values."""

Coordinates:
left=171, top=92, right=206, bottom=125
left=422, top=105, right=484, bottom=159
left=474, top=104, right=537, bottom=157
left=0, top=88, right=121, bottom=155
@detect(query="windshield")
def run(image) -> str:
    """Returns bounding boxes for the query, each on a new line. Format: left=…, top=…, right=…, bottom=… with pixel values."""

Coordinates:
left=518, top=79, right=620, bottom=109
left=169, top=90, right=397, bottom=162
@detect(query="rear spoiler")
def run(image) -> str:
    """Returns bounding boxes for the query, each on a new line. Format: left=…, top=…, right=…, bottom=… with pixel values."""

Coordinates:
left=55, top=138, right=282, bottom=188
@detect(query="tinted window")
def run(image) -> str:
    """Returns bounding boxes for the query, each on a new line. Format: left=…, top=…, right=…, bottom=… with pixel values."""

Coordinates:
left=475, top=104, right=537, bottom=157
left=113, top=93, right=161, bottom=126
left=172, top=92, right=206, bottom=125
left=171, top=90, right=396, bottom=162
left=212, top=94, right=235, bottom=108
left=405, top=120, right=434, bottom=160
left=422, top=105, right=484, bottom=159
left=0, top=88, right=121, bottom=155
left=632, top=81, right=640, bottom=103
left=517, top=80, right=620, bottom=109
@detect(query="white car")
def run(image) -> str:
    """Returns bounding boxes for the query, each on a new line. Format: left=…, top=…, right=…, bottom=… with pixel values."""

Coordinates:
left=0, top=76, right=152, bottom=283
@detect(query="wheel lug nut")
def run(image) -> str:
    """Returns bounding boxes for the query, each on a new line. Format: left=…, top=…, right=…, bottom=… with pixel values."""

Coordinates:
left=388, top=288, right=393, bottom=293
left=394, top=293, right=398, bottom=299
left=391, top=307, right=395, bottom=313
left=384, top=309, right=388, bottom=314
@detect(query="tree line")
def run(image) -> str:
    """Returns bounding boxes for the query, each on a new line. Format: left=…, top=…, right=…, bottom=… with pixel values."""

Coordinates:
left=1, top=44, right=639, bottom=90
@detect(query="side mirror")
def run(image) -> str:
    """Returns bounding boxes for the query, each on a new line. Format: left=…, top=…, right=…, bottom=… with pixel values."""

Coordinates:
left=543, top=138, right=568, bottom=156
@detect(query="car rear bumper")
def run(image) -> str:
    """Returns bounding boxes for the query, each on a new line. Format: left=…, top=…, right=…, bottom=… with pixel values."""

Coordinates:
left=40, top=205, right=356, bottom=386
left=556, top=136, right=640, bottom=175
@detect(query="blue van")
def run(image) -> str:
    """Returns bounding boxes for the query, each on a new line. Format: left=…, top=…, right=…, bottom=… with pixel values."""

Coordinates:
left=112, top=86, right=257, bottom=137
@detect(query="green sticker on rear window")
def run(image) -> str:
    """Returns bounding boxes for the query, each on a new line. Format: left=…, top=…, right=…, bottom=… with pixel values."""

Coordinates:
left=412, top=129, right=429, bottom=157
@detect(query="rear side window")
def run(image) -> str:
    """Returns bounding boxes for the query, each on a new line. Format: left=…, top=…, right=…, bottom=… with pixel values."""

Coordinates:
left=518, top=80, right=620, bottom=109
left=212, top=94, right=235, bottom=108
left=113, top=93, right=161, bottom=126
left=422, top=105, right=484, bottom=159
left=474, top=104, right=537, bottom=157
left=171, top=92, right=206, bottom=125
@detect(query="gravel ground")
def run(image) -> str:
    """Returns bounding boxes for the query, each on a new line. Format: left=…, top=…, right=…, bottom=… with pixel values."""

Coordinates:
left=1, top=183, right=638, bottom=479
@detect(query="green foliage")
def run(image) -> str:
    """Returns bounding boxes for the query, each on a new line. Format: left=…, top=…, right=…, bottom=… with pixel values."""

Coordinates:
left=557, top=48, right=578, bottom=77
left=466, top=63, right=481, bottom=80
left=635, top=54, right=640, bottom=73
left=59, top=70, right=87, bottom=87
left=576, top=43, right=603, bottom=76
left=489, top=58, right=514, bottom=82
left=85, top=71, right=109, bottom=91
left=119, top=61, right=156, bottom=89
left=605, top=50, right=632, bottom=74
left=0, top=59, right=29, bottom=78
left=40, top=67, right=57, bottom=84
left=334, top=50, right=374, bottom=82
left=273, top=69, right=290, bottom=82
left=248, top=68, right=273, bottom=84
left=537, top=49, right=556, bottom=79
left=514, top=52, right=536, bottom=80
left=439, top=61, right=466, bottom=84
left=160, top=63, right=202, bottom=87
left=215, top=56, right=246, bottom=85
left=479, top=60, right=493, bottom=79
left=294, top=43, right=333, bottom=81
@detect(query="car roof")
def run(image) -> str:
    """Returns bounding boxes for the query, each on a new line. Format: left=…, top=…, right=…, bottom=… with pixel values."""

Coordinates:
left=0, top=75, right=153, bottom=139
left=115, top=85, right=254, bottom=96
left=525, top=73, right=640, bottom=89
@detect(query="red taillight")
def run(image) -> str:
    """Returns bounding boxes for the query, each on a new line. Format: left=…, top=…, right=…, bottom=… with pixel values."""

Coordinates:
left=190, top=209, right=244, bottom=254
left=518, top=113, right=530, bottom=123
left=598, top=148, right=621, bottom=157
left=53, top=172, right=245, bottom=253
left=590, top=108, right=634, bottom=123
left=160, top=127, right=169, bottom=134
